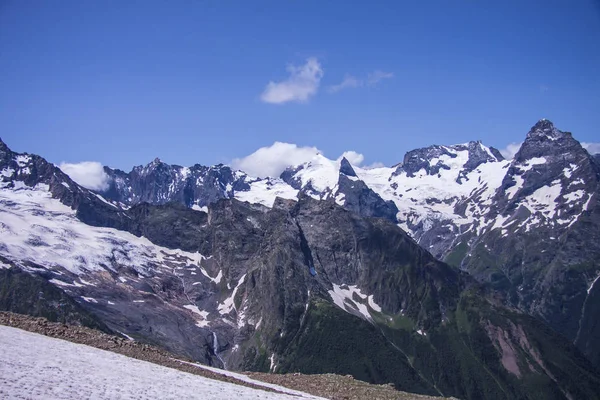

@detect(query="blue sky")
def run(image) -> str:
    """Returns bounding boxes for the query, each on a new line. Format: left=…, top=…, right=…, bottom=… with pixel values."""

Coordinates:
left=1, top=0, right=599, bottom=172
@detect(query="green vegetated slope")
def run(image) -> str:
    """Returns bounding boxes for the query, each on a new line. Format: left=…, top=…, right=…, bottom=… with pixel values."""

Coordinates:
left=224, top=198, right=600, bottom=400
left=257, top=293, right=600, bottom=400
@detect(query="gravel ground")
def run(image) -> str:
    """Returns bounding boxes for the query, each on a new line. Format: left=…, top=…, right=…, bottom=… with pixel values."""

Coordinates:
left=0, top=312, right=453, bottom=400
left=246, top=372, right=450, bottom=400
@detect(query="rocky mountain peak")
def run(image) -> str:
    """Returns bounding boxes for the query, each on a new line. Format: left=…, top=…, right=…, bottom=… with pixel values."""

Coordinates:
left=396, top=144, right=455, bottom=177
left=530, top=117, right=554, bottom=130
left=515, top=119, right=580, bottom=163
left=132, top=157, right=169, bottom=176
left=99, top=156, right=255, bottom=209
left=488, top=146, right=505, bottom=161
left=0, top=137, right=13, bottom=163
left=0, top=137, right=9, bottom=151
left=339, top=157, right=357, bottom=177
left=526, top=119, right=564, bottom=140
left=393, top=140, right=503, bottom=180
left=461, top=140, right=504, bottom=172
left=486, top=120, right=598, bottom=265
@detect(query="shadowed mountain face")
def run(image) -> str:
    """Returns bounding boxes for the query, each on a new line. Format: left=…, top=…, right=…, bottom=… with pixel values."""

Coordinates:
left=1, top=135, right=600, bottom=399
left=92, top=120, right=600, bottom=369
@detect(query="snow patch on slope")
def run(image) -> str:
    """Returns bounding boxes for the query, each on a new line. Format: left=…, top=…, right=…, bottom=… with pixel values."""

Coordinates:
left=218, top=274, right=247, bottom=315
left=515, top=157, right=547, bottom=172
left=0, top=183, right=208, bottom=276
left=522, top=180, right=562, bottom=219
left=183, top=305, right=210, bottom=327
left=235, top=178, right=298, bottom=207
left=328, top=284, right=382, bottom=321
left=355, top=151, right=510, bottom=236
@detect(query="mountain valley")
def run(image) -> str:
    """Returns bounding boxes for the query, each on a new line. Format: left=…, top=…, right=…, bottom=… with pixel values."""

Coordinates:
left=1, top=119, right=600, bottom=399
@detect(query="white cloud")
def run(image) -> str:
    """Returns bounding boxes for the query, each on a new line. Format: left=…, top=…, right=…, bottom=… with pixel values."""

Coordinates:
left=499, top=142, right=522, bottom=159
left=582, top=142, right=600, bottom=155
left=328, top=70, right=394, bottom=94
left=59, top=161, right=111, bottom=191
left=337, top=151, right=364, bottom=165
left=232, top=142, right=322, bottom=177
left=327, top=75, right=362, bottom=93
left=231, top=142, right=382, bottom=178
left=260, top=58, right=323, bottom=104
left=367, top=70, right=394, bottom=85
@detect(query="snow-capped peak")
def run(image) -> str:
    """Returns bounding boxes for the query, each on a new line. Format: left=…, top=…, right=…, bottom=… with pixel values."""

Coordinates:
left=393, top=140, right=502, bottom=180
left=526, top=119, right=563, bottom=141
left=279, top=153, right=341, bottom=193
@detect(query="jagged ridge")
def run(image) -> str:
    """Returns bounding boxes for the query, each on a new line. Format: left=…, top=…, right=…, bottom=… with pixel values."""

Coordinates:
left=1, top=134, right=600, bottom=399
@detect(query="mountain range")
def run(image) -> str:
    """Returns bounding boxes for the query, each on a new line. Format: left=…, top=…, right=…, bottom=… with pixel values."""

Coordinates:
left=1, top=119, right=599, bottom=399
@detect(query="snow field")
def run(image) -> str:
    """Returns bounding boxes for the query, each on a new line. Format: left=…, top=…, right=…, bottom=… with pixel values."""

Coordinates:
left=0, top=325, right=322, bottom=400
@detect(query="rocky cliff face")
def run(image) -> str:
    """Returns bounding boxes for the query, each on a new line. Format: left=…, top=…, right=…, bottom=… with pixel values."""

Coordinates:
left=1, top=137, right=600, bottom=399
left=372, top=120, right=600, bottom=369
left=102, top=161, right=248, bottom=208
left=334, top=158, right=399, bottom=222
left=17, top=118, right=597, bottom=372
left=451, top=120, right=600, bottom=366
